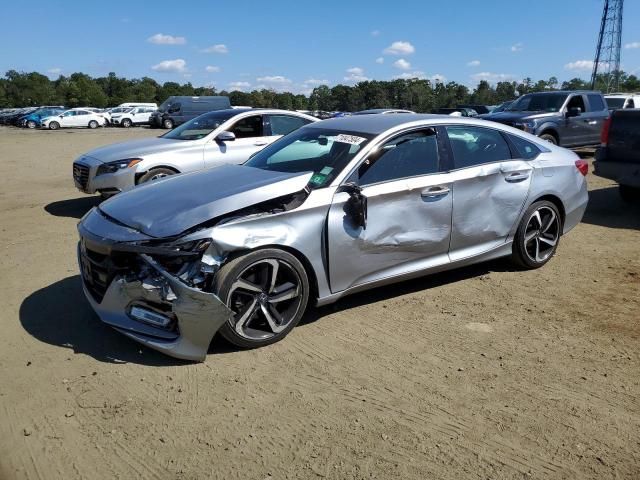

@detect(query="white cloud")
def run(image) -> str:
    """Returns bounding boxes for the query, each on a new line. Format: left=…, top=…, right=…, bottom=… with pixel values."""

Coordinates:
left=303, top=78, right=329, bottom=86
left=47, top=67, right=62, bottom=75
left=430, top=74, right=446, bottom=83
left=151, top=59, right=187, bottom=73
left=510, top=42, right=523, bottom=52
left=256, top=75, right=292, bottom=84
left=375, top=57, right=384, bottom=64
left=624, top=42, right=640, bottom=49
left=201, top=44, right=229, bottom=54
left=564, top=60, right=608, bottom=71
left=467, top=60, right=481, bottom=67
left=205, top=65, right=221, bottom=73
left=344, top=67, right=370, bottom=83
left=393, top=71, right=425, bottom=80
left=383, top=41, right=415, bottom=56
left=147, top=33, right=186, bottom=45
left=393, top=59, right=411, bottom=70
left=371, top=30, right=380, bottom=37
left=470, top=72, right=516, bottom=83
left=183, top=73, right=192, bottom=79
left=228, top=81, right=251, bottom=91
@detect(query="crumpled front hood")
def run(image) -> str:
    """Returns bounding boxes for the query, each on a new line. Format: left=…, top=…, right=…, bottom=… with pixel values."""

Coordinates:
left=82, top=137, right=189, bottom=163
left=98, top=165, right=313, bottom=238
left=484, top=111, right=556, bottom=123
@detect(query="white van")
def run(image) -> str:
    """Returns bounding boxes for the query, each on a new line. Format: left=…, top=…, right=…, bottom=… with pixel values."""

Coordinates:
left=117, top=102, right=158, bottom=109
left=604, top=93, right=640, bottom=110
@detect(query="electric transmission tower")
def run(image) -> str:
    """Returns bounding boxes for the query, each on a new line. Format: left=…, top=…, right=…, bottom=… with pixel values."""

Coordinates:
left=591, top=0, right=624, bottom=93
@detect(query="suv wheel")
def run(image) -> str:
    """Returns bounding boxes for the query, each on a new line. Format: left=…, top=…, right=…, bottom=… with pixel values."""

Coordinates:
left=121, top=118, right=132, bottom=128
left=162, top=118, right=174, bottom=129
left=539, top=133, right=557, bottom=145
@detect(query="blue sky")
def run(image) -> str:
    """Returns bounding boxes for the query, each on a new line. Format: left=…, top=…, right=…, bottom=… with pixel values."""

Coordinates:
left=2, top=0, right=639, bottom=93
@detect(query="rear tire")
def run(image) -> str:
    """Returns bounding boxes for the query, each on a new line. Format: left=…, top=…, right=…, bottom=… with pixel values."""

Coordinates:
left=137, top=167, right=176, bottom=184
left=88, top=120, right=98, bottom=129
left=214, top=248, right=310, bottom=349
left=163, top=118, right=174, bottom=129
left=619, top=185, right=640, bottom=203
left=539, top=133, right=558, bottom=145
left=27, top=120, right=37, bottom=129
left=48, top=121, right=60, bottom=130
left=511, top=200, right=562, bottom=269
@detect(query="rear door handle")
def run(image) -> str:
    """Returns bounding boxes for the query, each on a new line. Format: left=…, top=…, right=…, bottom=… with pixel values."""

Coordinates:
left=504, top=172, right=530, bottom=182
left=583, top=120, right=598, bottom=125
left=421, top=186, right=450, bottom=198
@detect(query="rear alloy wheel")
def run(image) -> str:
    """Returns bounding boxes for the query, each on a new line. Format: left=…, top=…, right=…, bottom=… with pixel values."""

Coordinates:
left=27, top=120, right=37, bottom=129
left=48, top=121, right=60, bottom=130
left=512, top=201, right=561, bottom=269
left=137, top=168, right=176, bottom=184
left=121, top=118, right=132, bottom=128
left=88, top=120, right=98, bottom=129
left=539, top=133, right=557, bottom=145
left=215, top=249, right=309, bottom=348
left=163, top=119, right=174, bottom=129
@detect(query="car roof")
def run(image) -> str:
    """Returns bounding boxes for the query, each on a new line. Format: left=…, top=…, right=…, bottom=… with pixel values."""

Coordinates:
left=355, top=108, right=412, bottom=114
left=307, top=114, right=448, bottom=134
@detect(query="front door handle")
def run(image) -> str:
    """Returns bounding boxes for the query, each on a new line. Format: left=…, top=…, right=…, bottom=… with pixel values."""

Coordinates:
left=504, top=172, right=530, bottom=182
left=421, top=186, right=450, bottom=198
left=254, top=141, right=268, bottom=146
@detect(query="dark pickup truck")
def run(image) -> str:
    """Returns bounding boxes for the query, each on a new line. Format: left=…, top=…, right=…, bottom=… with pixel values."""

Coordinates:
left=594, top=109, right=640, bottom=202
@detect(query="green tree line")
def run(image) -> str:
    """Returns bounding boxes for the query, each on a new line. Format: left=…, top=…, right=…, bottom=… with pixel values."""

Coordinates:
left=1, top=70, right=639, bottom=111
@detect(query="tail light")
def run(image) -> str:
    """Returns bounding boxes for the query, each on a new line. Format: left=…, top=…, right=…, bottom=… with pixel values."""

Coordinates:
left=600, top=116, right=611, bottom=145
left=575, top=159, right=589, bottom=176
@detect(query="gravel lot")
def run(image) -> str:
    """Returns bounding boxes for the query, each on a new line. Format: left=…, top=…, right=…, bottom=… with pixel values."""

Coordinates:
left=0, top=126, right=638, bottom=480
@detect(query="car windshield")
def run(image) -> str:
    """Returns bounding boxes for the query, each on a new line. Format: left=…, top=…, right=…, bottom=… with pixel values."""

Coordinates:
left=605, top=97, right=626, bottom=109
left=245, top=127, right=373, bottom=189
left=507, top=93, right=568, bottom=112
left=161, top=110, right=240, bottom=140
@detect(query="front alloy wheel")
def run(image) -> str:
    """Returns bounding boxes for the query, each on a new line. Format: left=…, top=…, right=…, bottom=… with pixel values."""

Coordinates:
left=215, top=249, right=309, bottom=348
left=512, top=201, right=561, bottom=269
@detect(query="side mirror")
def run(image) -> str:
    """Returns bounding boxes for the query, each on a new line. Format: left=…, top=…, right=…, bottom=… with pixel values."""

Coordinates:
left=216, top=131, right=236, bottom=142
left=59, top=115, right=63, bottom=118
left=338, top=182, right=367, bottom=229
left=566, top=107, right=582, bottom=118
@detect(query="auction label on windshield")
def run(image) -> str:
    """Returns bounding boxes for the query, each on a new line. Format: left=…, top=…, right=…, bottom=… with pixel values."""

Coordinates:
left=334, top=134, right=366, bottom=145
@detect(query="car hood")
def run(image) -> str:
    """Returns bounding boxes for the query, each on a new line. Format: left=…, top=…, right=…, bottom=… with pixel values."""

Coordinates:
left=82, top=137, right=191, bottom=162
left=98, top=164, right=313, bottom=238
left=484, top=111, right=557, bottom=123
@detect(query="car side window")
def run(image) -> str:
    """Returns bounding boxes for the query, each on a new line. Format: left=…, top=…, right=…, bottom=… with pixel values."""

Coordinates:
left=627, top=99, right=635, bottom=109
left=168, top=103, right=181, bottom=114
left=508, top=134, right=541, bottom=160
left=63, top=111, right=75, bottom=117
left=358, top=129, right=440, bottom=186
left=269, top=115, right=311, bottom=136
left=587, top=94, right=606, bottom=112
left=567, top=95, right=586, bottom=113
left=231, top=115, right=263, bottom=138
left=446, top=126, right=512, bottom=169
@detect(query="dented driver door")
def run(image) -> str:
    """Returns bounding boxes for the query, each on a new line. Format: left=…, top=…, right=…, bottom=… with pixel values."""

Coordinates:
left=326, top=128, right=453, bottom=293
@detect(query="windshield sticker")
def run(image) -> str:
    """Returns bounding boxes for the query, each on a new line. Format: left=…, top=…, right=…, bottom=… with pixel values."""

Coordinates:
left=309, top=173, right=327, bottom=185
left=334, top=134, right=366, bottom=145
left=319, top=166, right=334, bottom=175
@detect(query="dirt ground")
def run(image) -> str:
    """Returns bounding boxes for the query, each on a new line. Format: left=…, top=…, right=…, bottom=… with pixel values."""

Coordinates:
left=0, top=125, right=638, bottom=480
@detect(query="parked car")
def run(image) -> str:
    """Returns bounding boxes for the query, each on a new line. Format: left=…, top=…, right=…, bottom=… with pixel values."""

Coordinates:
left=72, top=108, right=317, bottom=197
left=149, top=96, right=231, bottom=129
left=434, top=107, right=478, bottom=117
left=0, top=107, right=38, bottom=125
left=479, top=101, right=514, bottom=118
left=458, top=104, right=491, bottom=114
left=594, top=108, right=640, bottom=202
left=604, top=93, right=640, bottom=111
left=19, top=107, right=65, bottom=128
left=80, top=108, right=111, bottom=125
left=41, top=108, right=107, bottom=130
left=110, top=106, right=157, bottom=127
left=353, top=109, right=415, bottom=115
left=76, top=114, right=588, bottom=361
left=483, top=91, right=609, bottom=147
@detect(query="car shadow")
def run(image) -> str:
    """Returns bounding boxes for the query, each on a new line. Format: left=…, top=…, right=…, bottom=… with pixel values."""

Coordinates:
left=582, top=186, right=640, bottom=231
left=19, top=275, right=186, bottom=365
left=44, top=196, right=101, bottom=219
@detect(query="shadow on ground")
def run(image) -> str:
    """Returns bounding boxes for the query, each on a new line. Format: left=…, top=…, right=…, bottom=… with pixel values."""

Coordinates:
left=582, top=186, right=640, bottom=231
left=45, top=196, right=101, bottom=219
left=19, top=275, right=185, bottom=365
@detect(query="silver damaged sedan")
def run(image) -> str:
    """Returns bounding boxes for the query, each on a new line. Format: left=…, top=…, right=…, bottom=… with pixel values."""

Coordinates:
left=77, top=115, right=589, bottom=361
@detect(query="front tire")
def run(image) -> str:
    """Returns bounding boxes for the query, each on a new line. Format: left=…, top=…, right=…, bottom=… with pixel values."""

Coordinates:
left=539, top=133, right=558, bottom=145
left=88, top=120, right=98, bottom=129
left=137, top=167, right=176, bottom=184
left=48, top=121, right=60, bottom=130
left=163, top=118, right=174, bottom=129
left=214, top=249, right=310, bottom=349
left=27, top=120, right=37, bottom=129
left=121, top=118, right=132, bottom=128
left=511, top=200, right=562, bottom=269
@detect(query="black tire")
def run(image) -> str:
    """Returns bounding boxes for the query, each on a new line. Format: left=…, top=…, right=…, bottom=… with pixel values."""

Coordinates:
left=619, top=185, right=640, bottom=203
left=121, top=118, right=132, bottom=128
left=137, top=167, right=176, bottom=184
left=539, top=133, right=558, bottom=145
left=162, top=118, right=174, bottom=129
left=214, top=249, right=310, bottom=349
left=88, top=120, right=98, bottom=129
left=27, top=120, right=37, bottom=129
left=48, top=121, right=60, bottom=130
left=511, top=200, right=562, bottom=270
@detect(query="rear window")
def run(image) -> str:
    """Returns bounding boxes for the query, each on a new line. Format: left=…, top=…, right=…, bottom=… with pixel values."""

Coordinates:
left=588, top=94, right=606, bottom=112
left=508, top=134, right=541, bottom=160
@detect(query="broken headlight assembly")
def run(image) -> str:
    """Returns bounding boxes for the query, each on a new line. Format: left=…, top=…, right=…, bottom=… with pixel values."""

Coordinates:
left=96, top=158, right=143, bottom=176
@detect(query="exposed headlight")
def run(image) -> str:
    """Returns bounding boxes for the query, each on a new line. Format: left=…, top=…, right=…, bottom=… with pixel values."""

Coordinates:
left=516, top=120, right=536, bottom=132
left=96, top=158, right=143, bottom=175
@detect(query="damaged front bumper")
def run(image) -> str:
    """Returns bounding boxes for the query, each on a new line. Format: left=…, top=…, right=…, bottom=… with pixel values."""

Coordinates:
left=77, top=224, right=232, bottom=362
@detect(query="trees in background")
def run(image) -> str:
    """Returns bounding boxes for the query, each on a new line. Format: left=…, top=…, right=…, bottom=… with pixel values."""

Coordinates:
left=1, top=70, right=638, bottom=110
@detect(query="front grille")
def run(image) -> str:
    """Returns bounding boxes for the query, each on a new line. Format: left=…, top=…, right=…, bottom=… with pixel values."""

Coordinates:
left=80, top=241, right=137, bottom=303
left=73, top=163, right=90, bottom=189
